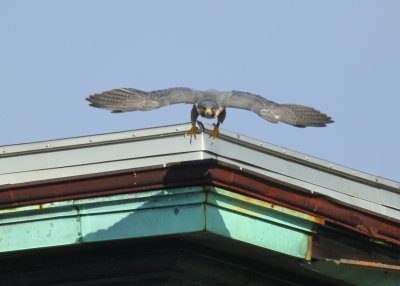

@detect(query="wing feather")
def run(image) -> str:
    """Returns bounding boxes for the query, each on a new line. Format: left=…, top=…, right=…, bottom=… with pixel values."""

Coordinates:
left=87, top=87, right=333, bottom=127
left=86, top=87, right=195, bottom=113
left=223, top=91, right=333, bottom=127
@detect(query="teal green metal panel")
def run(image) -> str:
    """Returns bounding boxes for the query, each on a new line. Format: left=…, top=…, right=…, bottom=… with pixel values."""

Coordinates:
left=0, top=216, right=80, bottom=252
left=205, top=205, right=311, bottom=259
left=0, top=186, right=318, bottom=259
left=77, top=188, right=206, bottom=216
left=79, top=188, right=207, bottom=242
left=81, top=204, right=205, bottom=242
left=207, top=187, right=319, bottom=232
left=305, top=261, right=400, bottom=286
left=0, top=187, right=207, bottom=252
left=205, top=187, right=315, bottom=259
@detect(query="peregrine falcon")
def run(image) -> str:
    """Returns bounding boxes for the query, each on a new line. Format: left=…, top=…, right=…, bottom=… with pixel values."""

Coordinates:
left=86, top=87, right=333, bottom=143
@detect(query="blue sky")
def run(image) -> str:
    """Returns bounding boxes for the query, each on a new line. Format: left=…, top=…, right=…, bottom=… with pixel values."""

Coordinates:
left=1, top=1, right=399, bottom=181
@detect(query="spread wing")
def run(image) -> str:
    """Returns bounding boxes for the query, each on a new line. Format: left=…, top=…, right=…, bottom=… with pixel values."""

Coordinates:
left=86, top=87, right=195, bottom=113
left=221, top=90, right=333, bottom=127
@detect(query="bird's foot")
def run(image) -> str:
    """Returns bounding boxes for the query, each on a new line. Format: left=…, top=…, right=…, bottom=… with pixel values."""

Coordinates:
left=184, top=126, right=199, bottom=144
left=209, top=124, right=220, bottom=143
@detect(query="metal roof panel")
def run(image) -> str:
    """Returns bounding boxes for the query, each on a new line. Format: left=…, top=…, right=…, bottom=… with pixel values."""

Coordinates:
left=1, top=123, right=399, bottom=221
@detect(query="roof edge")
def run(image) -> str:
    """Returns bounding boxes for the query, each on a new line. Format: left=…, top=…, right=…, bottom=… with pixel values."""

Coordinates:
left=1, top=123, right=398, bottom=191
left=1, top=159, right=399, bottom=245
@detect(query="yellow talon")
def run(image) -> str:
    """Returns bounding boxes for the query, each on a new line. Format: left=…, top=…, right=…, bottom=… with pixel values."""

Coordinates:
left=210, top=125, right=220, bottom=143
left=184, top=126, right=198, bottom=144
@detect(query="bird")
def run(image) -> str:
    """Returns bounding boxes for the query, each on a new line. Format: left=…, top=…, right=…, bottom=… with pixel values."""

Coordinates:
left=86, top=87, right=333, bottom=143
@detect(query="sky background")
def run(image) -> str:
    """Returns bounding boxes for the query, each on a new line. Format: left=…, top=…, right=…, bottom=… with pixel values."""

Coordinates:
left=1, top=1, right=399, bottom=181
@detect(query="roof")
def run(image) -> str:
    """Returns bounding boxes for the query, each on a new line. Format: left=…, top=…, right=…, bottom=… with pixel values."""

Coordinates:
left=1, top=123, right=399, bottom=220
left=1, top=123, right=399, bottom=285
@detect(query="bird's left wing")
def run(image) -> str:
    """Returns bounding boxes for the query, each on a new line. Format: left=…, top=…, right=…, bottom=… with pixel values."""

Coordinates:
left=221, top=90, right=333, bottom=127
left=86, top=87, right=195, bottom=113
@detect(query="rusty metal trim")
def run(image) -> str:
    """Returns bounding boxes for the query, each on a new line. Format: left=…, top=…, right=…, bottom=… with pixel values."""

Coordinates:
left=325, top=259, right=400, bottom=273
left=0, top=159, right=399, bottom=245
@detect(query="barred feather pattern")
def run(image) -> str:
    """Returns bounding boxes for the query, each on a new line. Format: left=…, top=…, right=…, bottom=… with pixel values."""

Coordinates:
left=260, top=104, right=333, bottom=127
left=86, top=87, right=333, bottom=127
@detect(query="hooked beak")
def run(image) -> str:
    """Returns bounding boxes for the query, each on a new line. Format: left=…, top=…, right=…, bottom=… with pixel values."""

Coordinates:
left=204, top=108, right=214, bottom=118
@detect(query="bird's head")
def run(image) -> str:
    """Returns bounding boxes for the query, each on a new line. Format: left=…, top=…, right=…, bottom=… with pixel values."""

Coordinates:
left=196, top=100, right=223, bottom=119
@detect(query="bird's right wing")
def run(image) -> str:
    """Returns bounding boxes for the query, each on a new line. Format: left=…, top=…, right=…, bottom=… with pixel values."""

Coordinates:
left=222, top=90, right=333, bottom=127
left=86, top=87, right=195, bottom=113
